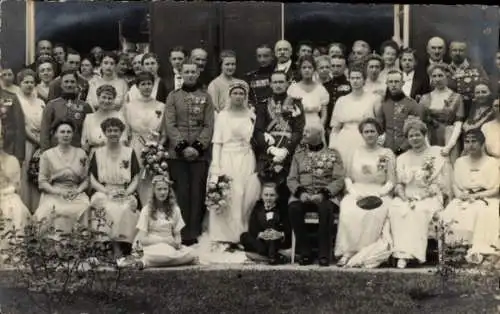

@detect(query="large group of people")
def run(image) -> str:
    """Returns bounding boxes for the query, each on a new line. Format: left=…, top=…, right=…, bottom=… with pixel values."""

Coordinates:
left=0, top=34, right=499, bottom=270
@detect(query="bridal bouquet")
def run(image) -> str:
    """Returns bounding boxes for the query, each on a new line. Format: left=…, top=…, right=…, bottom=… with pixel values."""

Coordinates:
left=205, top=175, right=232, bottom=214
left=140, top=137, right=169, bottom=177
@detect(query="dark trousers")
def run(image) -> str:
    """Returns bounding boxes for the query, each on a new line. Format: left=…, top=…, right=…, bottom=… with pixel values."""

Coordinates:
left=277, top=182, right=292, bottom=248
left=168, top=159, right=208, bottom=242
left=240, top=232, right=279, bottom=258
left=289, top=200, right=336, bottom=261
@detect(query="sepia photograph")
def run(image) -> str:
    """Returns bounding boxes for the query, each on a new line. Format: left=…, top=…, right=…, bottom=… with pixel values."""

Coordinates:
left=0, top=1, right=499, bottom=313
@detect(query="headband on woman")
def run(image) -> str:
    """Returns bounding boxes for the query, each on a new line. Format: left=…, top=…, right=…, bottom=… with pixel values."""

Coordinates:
left=152, top=174, right=173, bottom=185
left=228, top=82, right=248, bottom=95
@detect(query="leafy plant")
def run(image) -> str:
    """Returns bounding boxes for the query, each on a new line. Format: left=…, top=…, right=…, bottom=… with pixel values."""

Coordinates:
left=0, top=207, right=132, bottom=314
left=432, top=215, right=466, bottom=294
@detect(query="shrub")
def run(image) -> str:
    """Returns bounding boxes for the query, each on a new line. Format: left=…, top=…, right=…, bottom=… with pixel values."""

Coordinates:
left=0, top=207, right=131, bottom=314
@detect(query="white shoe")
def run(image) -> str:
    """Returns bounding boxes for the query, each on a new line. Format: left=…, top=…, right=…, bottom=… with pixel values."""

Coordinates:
left=337, top=256, right=350, bottom=267
left=397, top=259, right=407, bottom=269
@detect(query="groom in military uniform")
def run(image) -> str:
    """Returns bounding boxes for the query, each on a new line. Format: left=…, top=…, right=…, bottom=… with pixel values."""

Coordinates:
left=252, top=70, right=305, bottom=248
left=164, top=62, right=214, bottom=245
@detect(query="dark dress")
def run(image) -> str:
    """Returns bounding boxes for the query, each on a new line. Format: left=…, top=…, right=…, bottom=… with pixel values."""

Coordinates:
left=0, top=88, right=26, bottom=162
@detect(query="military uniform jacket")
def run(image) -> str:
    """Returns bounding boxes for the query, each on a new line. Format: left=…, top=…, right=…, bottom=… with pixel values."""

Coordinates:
left=0, top=89, right=25, bottom=161
left=449, top=59, right=488, bottom=103
left=253, top=95, right=305, bottom=171
left=40, top=97, right=94, bottom=152
left=323, top=75, right=351, bottom=129
left=163, top=84, right=214, bottom=161
left=287, top=144, right=345, bottom=201
left=380, top=96, right=423, bottom=154
left=245, top=65, right=274, bottom=105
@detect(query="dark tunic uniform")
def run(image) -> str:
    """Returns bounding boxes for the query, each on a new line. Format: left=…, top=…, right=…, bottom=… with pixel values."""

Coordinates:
left=240, top=200, right=284, bottom=263
left=47, top=75, right=90, bottom=103
left=245, top=65, right=274, bottom=106
left=163, top=83, right=214, bottom=244
left=449, top=59, right=488, bottom=116
left=253, top=93, right=305, bottom=248
left=322, top=75, right=351, bottom=143
left=40, top=96, right=94, bottom=152
left=380, top=94, right=424, bottom=155
left=0, top=88, right=25, bottom=162
left=287, top=143, right=345, bottom=265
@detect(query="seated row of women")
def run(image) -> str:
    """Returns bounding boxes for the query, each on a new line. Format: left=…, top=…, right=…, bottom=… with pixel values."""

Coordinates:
left=1, top=117, right=499, bottom=269
left=242, top=118, right=499, bottom=269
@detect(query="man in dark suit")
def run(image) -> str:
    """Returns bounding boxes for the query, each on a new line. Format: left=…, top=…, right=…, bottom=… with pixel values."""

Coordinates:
left=164, top=46, right=186, bottom=94
left=399, top=48, right=430, bottom=102
left=26, top=40, right=53, bottom=72
left=274, top=40, right=298, bottom=83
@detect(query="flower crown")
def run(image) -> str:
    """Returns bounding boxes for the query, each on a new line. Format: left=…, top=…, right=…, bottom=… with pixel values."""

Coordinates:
left=403, top=116, right=427, bottom=135
left=152, top=174, right=173, bottom=185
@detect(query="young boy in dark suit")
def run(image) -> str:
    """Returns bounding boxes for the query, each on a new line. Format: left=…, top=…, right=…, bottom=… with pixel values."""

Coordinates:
left=240, top=182, right=287, bottom=265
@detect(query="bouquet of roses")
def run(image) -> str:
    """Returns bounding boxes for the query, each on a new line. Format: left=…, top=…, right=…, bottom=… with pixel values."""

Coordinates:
left=140, top=139, right=169, bottom=177
left=205, top=175, right=232, bottom=215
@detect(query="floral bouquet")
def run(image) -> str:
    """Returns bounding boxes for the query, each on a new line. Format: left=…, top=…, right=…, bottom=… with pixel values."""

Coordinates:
left=205, top=175, right=232, bottom=215
left=377, top=155, right=389, bottom=173
left=27, top=149, right=41, bottom=186
left=258, top=228, right=285, bottom=241
left=140, top=137, right=169, bottom=177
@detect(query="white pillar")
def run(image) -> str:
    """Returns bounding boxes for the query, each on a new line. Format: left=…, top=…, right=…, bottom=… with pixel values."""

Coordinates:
left=25, top=0, right=35, bottom=65
left=403, top=5, right=410, bottom=48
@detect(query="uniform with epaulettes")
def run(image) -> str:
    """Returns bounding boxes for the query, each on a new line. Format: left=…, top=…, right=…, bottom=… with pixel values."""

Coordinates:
left=245, top=65, right=275, bottom=106
left=163, top=83, right=214, bottom=244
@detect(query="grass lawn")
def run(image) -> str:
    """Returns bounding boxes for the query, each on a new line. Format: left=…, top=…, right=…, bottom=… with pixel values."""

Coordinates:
left=0, top=267, right=498, bottom=314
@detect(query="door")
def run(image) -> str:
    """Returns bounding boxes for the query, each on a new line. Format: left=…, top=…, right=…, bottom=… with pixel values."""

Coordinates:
left=220, top=2, right=282, bottom=76
left=149, top=2, right=218, bottom=78
left=284, top=3, right=394, bottom=57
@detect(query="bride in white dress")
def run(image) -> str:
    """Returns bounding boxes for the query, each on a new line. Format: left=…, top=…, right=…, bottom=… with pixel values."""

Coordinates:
left=196, top=82, right=261, bottom=264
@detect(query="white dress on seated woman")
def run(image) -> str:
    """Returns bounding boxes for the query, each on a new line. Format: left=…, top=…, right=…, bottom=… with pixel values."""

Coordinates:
left=388, top=146, right=452, bottom=263
left=34, top=147, right=90, bottom=237
left=89, top=146, right=140, bottom=243
left=439, top=155, right=500, bottom=256
left=134, top=204, right=196, bottom=267
left=335, top=147, right=395, bottom=265
left=0, top=154, right=31, bottom=257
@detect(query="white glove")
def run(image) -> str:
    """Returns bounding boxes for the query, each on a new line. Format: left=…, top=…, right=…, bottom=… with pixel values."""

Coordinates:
left=264, top=132, right=276, bottom=145
left=272, top=148, right=288, bottom=163
left=267, top=146, right=279, bottom=156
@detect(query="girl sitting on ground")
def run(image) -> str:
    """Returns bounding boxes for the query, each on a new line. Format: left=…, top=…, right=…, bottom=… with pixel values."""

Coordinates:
left=126, top=174, right=197, bottom=268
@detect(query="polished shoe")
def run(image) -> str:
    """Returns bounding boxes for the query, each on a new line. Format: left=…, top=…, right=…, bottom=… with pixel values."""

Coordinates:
left=397, top=259, right=407, bottom=269
left=298, top=256, right=313, bottom=266
left=269, top=254, right=287, bottom=265
left=318, top=258, right=330, bottom=267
